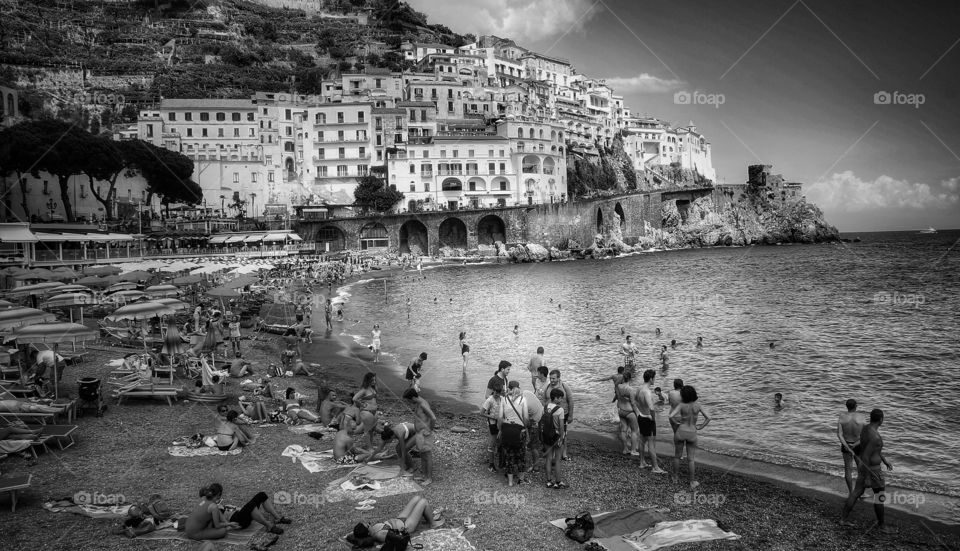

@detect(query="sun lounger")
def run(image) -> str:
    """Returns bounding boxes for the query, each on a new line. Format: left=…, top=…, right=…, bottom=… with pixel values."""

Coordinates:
left=112, top=385, right=180, bottom=406
left=0, top=474, right=32, bottom=511
left=40, top=424, right=78, bottom=451
left=0, top=412, right=55, bottom=426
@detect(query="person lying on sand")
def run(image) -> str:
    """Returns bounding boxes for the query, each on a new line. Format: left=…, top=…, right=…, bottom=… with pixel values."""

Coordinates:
left=352, top=495, right=443, bottom=546
left=185, top=483, right=289, bottom=541
left=283, top=388, right=320, bottom=422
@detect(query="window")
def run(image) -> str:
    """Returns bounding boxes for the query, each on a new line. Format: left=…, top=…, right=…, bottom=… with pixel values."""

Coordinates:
left=376, top=135, right=382, bottom=146
left=186, top=128, right=193, bottom=137
left=202, top=128, right=208, bottom=137
left=431, top=88, right=437, bottom=99
left=468, top=149, right=475, bottom=157
left=337, top=165, right=348, bottom=177
left=286, top=127, right=292, bottom=136
left=337, top=112, right=344, bottom=123
left=233, top=172, right=239, bottom=183
left=375, top=117, right=382, bottom=130
left=518, top=128, right=524, bottom=138
left=447, top=101, right=454, bottom=112
left=285, top=109, right=291, bottom=120
left=422, top=151, right=429, bottom=159
left=376, top=150, right=382, bottom=161
left=42, top=181, right=48, bottom=194
left=395, top=116, right=403, bottom=127
left=249, top=128, right=255, bottom=137
left=268, top=171, right=274, bottom=182
left=500, top=180, right=508, bottom=191
left=359, top=147, right=365, bottom=158
left=315, top=113, right=325, bottom=124
left=200, top=112, right=209, bottom=121
left=338, top=130, right=345, bottom=141
left=414, top=88, right=423, bottom=97
left=234, top=128, right=240, bottom=137
left=252, top=173, right=258, bottom=183
left=358, top=112, right=365, bottom=123
left=409, top=110, right=416, bottom=122
left=266, top=155, right=272, bottom=164
left=421, top=163, right=432, bottom=175
left=318, top=131, right=324, bottom=141
left=168, top=113, right=176, bottom=121
left=338, top=147, right=345, bottom=159
left=263, top=108, right=268, bottom=115
left=358, top=165, right=368, bottom=176
left=358, top=130, right=367, bottom=140
left=247, top=113, right=254, bottom=122
left=318, top=166, right=328, bottom=177
left=216, top=113, right=225, bottom=122
left=375, top=78, right=382, bottom=88
left=488, top=162, right=495, bottom=174
left=146, top=124, right=154, bottom=138
left=447, top=89, right=453, bottom=99
left=394, top=133, right=402, bottom=143
left=218, top=128, right=224, bottom=138
left=469, top=180, right=476, bottom=191
left=499, top=162, right=506, bottom=174
left=409, top=164, right=415, bottom=174
left=425, top=182, right=430, bottom=192
left=410, top=184, right=416, bottom=192
left=452, top=150, right=459, bottom=158
left=421, top=109, right=427, bottom=121
left=185, top=112, right=192, bottom=121
left=500, top=149, right=505, bottom=157
left=488, top=150, right=494, bottom=157
left=440, top=150, right=446, bottom=159
left=318, top=148, right=325, bottom=159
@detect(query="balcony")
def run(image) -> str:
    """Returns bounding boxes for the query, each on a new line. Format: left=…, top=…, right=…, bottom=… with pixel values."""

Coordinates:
left=420, top=171, right=433, bottom=178
left=314, top=120, right=368, bottom=128
left=312, top=155, right=371, bottom=163
left=437, top=170, right=464, bottom=176
left=319, top=137, right=368, bottom=144
left=408, top=136, right=434, bottom=145
left=465, top=169, right=479, bottom=175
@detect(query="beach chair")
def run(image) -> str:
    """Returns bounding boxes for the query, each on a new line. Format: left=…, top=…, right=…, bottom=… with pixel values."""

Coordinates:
left=0, top=412, right=55, bottom=426
left=0, top=474, right=32, bottom=511
left=77, top=378, right=105, bottom=417
left=39, top=425, right=78, bottom=451
left=98, top=323, right=139, bottom=348
left=111, top=384, right=180, bottom=407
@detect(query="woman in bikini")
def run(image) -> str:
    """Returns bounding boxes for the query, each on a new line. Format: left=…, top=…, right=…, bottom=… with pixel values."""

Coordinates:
left=283, top=388, right=320, bottom=422
left=669, top=385, right=711, bottom=489
left=367, top=495, right=444, bottom=543
left=214, top=411, right=249, bottom=451
left=353, top=373, right=379, bottom=448
left=458, top=331, right=470, bottom=371
left=185, top=483, right=289, bottom=542
left=616, top=370, right=640, bottom=456
left=370, top=324, right=382, bottom=363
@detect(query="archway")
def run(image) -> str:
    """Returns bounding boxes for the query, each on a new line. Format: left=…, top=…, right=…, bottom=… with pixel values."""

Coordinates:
left=399, top=220, right=428, bottom=255
left=522, top=154, right=540, bottom=174
left=359, top=222, right=389, bottom=250
left=543, top=157, right=555, bottom=175
left=596, top=207, right=604, bottom=234
left=315, top=225, right=346, bottom=252
left=438, top=217, right=468, bottom=249
left=477, top=215, right=506, bottom=245
left=614, top=202, right=625, bottom=228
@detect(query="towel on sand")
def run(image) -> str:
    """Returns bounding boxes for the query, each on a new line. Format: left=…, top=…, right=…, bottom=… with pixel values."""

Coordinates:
left=280, top=445, right=387, bottom=473
left=44, top=501, right=131, bottom=519
left=324, top=466, right=421, bottom=503
left=412, top=528, right=477, bottom=551
left=619, top=519, right=740, bottom=550
left=168, top=446, right=242, bottom=457
left=137, top=524, right=262, bottom=545
left=287, top=424, right=336, bottom=435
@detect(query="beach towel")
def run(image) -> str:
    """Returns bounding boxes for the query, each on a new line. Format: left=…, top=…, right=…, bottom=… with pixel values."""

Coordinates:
left=44, top=501, right=132, bottom=519
left=548, top=508, right=670, bottom=551
left=324, top=469, right=421, bottom=503
left=0, top=440, right=32, bottom=454
left=137, top=523, right=262, bottom=545
left=619, top=519, right=740, bottom=550
left=281, top=445, right=389, bottom=473
left=411, top=528, right=477, bottom=551
left=287, top=423, right=336, bottom=434
left=167, top=445, right=242, bottom=457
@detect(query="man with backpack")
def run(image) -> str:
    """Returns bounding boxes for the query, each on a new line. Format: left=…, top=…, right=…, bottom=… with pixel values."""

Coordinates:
left=542, top=388, right=567, bottom=488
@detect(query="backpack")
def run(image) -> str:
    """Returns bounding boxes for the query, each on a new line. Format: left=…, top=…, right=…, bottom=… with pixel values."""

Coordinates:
left=564, top=511, right=595, bottom=543
left=380, top=528, right=410, bottom=551
left=540, top=404, right=560, bottom=446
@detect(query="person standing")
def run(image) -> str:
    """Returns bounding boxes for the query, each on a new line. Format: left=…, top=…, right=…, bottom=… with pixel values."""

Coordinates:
left=370, top=324, right=382, bottom=363
left=620, top=336, right=639, bottom=376
left=616, top=370, right=641, bottom=456
left=324, top=299, right=333, bottom=331
left=480, top=382, right=505, bottom=472
left=527, top=347, right=546, bottom=388
left=406, top=352, right=427, bottom=392
left=486, top=361, right=511, bottom=398
left=459, top=331, right=470, bottom=371
left=405, top=388, right=437, bottom=486
left=543, top=388, right=567, bottom=489
left=498, top=380, right=529, bottom=486
left=841, top=409, right=894, bottom=532
left=544, top=369, right=574, bottom=461
left=660, top=345, right=670, bottom=370
left=667, top=378, right=684, bottom=434
left=838, top=399, right=866, bottom=494
left=637, top=369, right=666, bottom=473
left=669, top=385, right=710, bottom=489
left=228, top=315, right=242, bottom=355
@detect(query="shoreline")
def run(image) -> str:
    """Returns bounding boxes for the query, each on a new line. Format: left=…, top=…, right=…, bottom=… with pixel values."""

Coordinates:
left=308, top=318, right=960, bottom=532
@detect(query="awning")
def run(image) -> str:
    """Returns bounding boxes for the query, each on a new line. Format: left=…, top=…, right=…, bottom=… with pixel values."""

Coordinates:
left=104, top=233, right=134, bottom=242
left=263, top=234, right=287, bottom=243
left=244, top=235, right=264, bottom=243
left=0, top=225, right=38, bottom=243
left=208, top=235, right=229, bottom=244
left=33, top=232, right=90, bottom=242
left=286, top=233, right=303, bottom=242
left=225, top=235, right=246, bottom=243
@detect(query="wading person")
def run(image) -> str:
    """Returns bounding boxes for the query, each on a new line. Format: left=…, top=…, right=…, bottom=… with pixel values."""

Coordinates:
left=527, top=347, right=546, bottom=388
left=837, top=398, right=865, bottom=494
left=616, top=370, right=640, bottom=456
left=841, top=409, right=894, bottom=532
left=669, top=385, right=710, bottom=489
left=620, top=336, right=639, bottom=376
left=406, top=352, right=427, bottom=392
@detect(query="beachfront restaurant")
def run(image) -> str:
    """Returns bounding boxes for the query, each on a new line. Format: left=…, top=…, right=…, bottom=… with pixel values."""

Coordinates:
left=0, top=223, right=137, bottom=265
left=204, top=232, right=305, bottom=255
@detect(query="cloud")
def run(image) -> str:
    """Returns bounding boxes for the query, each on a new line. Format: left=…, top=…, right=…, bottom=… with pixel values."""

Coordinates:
left=405, top=0, right=599, bottom=43
left=805, top=171, right=960, bottom=212
left=602, top=73, right=685, bottom=93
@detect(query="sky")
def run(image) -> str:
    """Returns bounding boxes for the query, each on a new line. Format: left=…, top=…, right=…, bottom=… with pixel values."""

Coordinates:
left=404, top=0, right=960, bottom=232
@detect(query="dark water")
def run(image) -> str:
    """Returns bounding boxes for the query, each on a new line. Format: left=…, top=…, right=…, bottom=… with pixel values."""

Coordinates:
left=335, top=231, right=960, bottom=496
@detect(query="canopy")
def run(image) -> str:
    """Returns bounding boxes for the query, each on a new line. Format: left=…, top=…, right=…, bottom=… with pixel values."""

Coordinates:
left=244, top=235, right=264, bottom=243
left=225, top=235, right=246, bottom=243
left=105, top=301, right=177, bottom=322
left=263, top=234, right=287, bottom=243
left=0, top=307, right=57, bottom=331
left=287, top=233, right=303, bottom=241
left=33, top=232, right=91, bottom=242
left=206, top=286, right=239, bottom=298
left=0, top=225, right=38, bottom=243
left=208, top=235, right=229, bottom=244
left=83, top=265, right=122, bottom=276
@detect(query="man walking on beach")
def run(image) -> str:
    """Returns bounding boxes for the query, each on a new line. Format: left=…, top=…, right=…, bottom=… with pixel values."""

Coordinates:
left=407, top=352, right=427, bottom=392
left=837, top=399, right=866, bottom=494
left=637, top=369, right=666, bottom=473
left=405, top=388, right=437, bottom=486
left=528, top=347, right=546, bottom=387
left=544, top=369, right=574, bottom=461
left=841, top=409, right=894, bottom=532
left=620, top=336, right=639, bottom=376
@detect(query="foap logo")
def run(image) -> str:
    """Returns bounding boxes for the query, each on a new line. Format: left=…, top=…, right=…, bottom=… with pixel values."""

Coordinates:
left=674, top=491, right=726, bottom=507
left=674, top=90, right=725, bottom=108
left=274, top=93, right=324, bottom=105
left=872, top=291, right=925, bottom=308
left=274, top=490, right=323, bottom=508
left=884, top=491, right=926, bottom=509
left=673, top=293, right=726, bottom=308
left=873, top=91, right=925, bottom=108
left=74, top=490, right=125, bottom=505
left=474, top=490, right=526, bottom=507
left=72, top=91, right=126, bottom=106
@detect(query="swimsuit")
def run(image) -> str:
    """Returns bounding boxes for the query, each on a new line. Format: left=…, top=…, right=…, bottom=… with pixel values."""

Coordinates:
left=856, top=463, right=885, bottom=490
left=841, top=441, right=862, bottom=456
left=461, top=343, right=470, bottom=354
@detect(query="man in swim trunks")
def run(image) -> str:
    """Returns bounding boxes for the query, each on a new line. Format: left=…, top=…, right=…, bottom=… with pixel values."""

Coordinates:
left=616, top=370, right=640, bottom=455
left=841, top=409, right=894, bottom=532
left=406, top=352, right=427, bottom=392
left=837, top=398, right=866, bottom=494
left=405, top=388, right=437, bottom=485
left=637, top=369, right=666, bottom=473
left=659, top=345, right=669, bottom=370
left=333, top=406, right=373, bottom=463
left=667, top=378, right=683, bottom=434
left=620, top=336, right=639, bottom=376
left=527, top=347, right=546, bottom=387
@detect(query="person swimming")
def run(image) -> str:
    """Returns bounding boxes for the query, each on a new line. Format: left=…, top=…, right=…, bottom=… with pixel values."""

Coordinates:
left=595, top=335, right=601, bottom=341
left=696, top=336, right=703, bottom=348
left=769, top=342, right=775, bottom=349
left=655, top=328, right=662, bottom=336
left=670, top=339, right=678, bottom=348
left=513, top=325, right=519, bottom=336
left=774, top=392, right=784, bottom=409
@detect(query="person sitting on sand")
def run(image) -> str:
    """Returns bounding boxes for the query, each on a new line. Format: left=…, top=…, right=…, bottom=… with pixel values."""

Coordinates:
left=332, top=408, right=374, bottom=464
left=229, top=352, right=252, bottom=378
left=283, top=388, right=320, bottom=422
left=216, top=405, right=256, bottom=443
left=318, top=388, right=349, bottom=427
left=237, top=395, right=269, bottom=422
left=669, top=385, right=711, bottom=489
left=185, top=483, right=288, bottom=541
left=214, top=411, right=249, bottom=451
left=364, top=495, right=443, bottom=543
left=353, top=373, right=379, bottom=448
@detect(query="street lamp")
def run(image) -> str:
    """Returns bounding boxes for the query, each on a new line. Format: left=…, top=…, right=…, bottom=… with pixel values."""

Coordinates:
left=46, top=199, right=58, bottom=220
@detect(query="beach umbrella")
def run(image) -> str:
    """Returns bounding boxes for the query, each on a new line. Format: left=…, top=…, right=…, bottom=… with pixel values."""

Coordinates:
left=0, top=267, right=26, bottom=276
left=4, top=322, right=98, bottom=399
left=12, top=268, right=56, bottom=281
left=49, top=267, right=80, bottom=280
left=43, top=293, right=100, bottom=323
left=119, top=270, right=153, bottom=283
left=221, top=275, right=258, bottom=290
left=154, top=298, right=190, bottom=311
left=162, top=323, right=187, bottom=356
left=105, top=282, right=139, bottom=293
left=54, top=284, right=94, bottom=295
left=0, top=307, right=57, bottom=331
left=0, top=300, right=14, bottom=307
left=105, top=301, right=177, bottom=322
left=145, top=284, right=179, bottom=298
left=5, top=281, right=66, bottom=297
left=172, top=275, right=204, bottom=285
left=75, top=275, right=119, bottom=289
left=83, top=265, right=122, bottom=276
left=103, top=290, right=147, bottom=304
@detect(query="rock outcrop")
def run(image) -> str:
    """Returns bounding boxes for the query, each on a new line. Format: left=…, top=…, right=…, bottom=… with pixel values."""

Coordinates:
left=508, top=243, right=550, bottom=263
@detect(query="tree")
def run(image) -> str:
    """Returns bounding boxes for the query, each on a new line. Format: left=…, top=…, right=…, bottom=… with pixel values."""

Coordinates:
left=0, top=122, right=47, bottom=221
left=81, top=135, right=124, bottom=220
left=27, top=119, right=91, bottom=222
left=353, top=175, right=404, bottom=213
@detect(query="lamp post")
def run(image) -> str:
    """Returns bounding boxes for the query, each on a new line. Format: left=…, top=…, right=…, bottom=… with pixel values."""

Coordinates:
left=46, top=199, right=58, bottom=220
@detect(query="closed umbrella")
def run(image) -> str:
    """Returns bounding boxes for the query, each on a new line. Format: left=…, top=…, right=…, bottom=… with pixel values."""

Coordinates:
left=162, top=323, right=187, bottom=356
left=43, top=292, right=100, bottom=323
left=83, top=265, right=122, bottom=276
left=4, top=322, right=98, bottom=399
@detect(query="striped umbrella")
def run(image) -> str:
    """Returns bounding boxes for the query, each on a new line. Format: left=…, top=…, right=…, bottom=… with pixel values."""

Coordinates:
left=5, top=281, right=66, bottom=297
left=103, top=290, right=147, bottom=304
left=105, top=282, right=139, bottom=293
left=145, top=284, right=179, bottom=298
left=105, top=301, right=177, bottom=322
left=3, top=322, right=98, bottom=399
left=83, top=265, right=122, bottom=276
left=0, top=307, right=58, bottom=331
left=43, top=292, right=100, bottom=323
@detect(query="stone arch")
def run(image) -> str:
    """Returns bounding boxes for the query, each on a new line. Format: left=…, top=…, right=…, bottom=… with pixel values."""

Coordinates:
left=596, top=207, right=604, bottom=234
left=542, top=157, right=555, bottom=174
left=399, top=219, right=428, bottom=255
left=522, top=154, right=540, bottom=174
left=551, top=130, right=557, bottom=141
left=467, top=176, right=486, bottom=192
left=491, top=176, right=510, bottom=191
left=5, top=93, right=12, bottom=116
left=614, top=202, right=626, bottom=228
left=315, top=224, right=346, bottom=252
left=518, top=127, right=524, bottom=138
left=441, top=177, right=462, bottom=191
left=285, top=157, right=295, bottom=173
left=359, top=222, right=389, bottom=250
left=477, top=214, right=506, bottom=245
left=438, top=217, right=468, bottom=249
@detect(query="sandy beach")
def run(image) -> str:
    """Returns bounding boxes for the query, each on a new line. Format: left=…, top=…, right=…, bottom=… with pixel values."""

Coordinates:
left=1, top=294, right=957, bottom=551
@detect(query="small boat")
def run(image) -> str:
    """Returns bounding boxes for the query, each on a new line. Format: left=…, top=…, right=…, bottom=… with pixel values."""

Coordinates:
left=919, top=227, right=937, bottom=234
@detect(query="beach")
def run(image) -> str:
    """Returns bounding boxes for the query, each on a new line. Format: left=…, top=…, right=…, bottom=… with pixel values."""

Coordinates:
left=1, top=293, right=958, bottom=551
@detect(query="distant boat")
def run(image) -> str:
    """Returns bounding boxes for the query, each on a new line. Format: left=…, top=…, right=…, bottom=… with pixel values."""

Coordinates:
left=919, top=227, right=938, bottom=234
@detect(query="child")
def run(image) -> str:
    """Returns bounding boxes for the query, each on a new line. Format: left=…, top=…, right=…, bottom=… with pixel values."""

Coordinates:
left=544, top=388, right=567, bottom=489
left=228, top=315, right=242, bottom=355
left=479, top=382, right=504, bottom=473
left=336, top=305, right=344, bottom=322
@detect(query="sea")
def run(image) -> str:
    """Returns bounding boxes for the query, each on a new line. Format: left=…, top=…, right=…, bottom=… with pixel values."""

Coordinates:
left=332, top=230, right=960, bottom=497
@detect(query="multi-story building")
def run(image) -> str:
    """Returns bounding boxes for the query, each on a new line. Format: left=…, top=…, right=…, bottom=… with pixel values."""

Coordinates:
left=622, top=118, right=715, bottom=182
left=519, top=52, right=573, bottom=89
left=303, top=102, right=373, bottom=202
